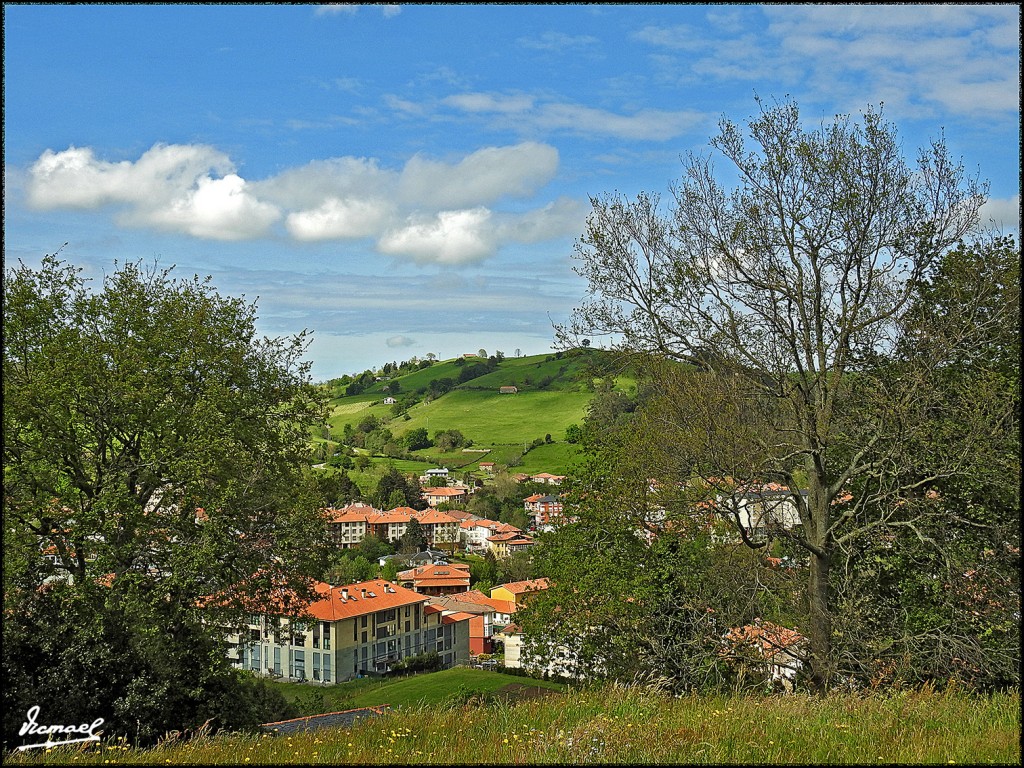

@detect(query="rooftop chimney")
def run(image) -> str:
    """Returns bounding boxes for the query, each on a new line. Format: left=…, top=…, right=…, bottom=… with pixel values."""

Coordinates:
left=341, top=588, right=349, bottom=600
left=361, top=588, right=367, bottom=598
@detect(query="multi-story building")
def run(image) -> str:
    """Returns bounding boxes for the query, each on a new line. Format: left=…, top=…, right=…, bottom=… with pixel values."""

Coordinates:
left=325, top=503, right=376, bottom=548
left=225, top=578, right=470, bottom=682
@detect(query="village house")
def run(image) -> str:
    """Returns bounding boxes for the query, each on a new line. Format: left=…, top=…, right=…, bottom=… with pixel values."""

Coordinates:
left=419, top=467, right=450, bottom=485
left=427, top=594, right=498, bottom=655
left=459, top=518, right=522, bottom=552
left=324, top=503, right=376, bottom=548
left=491, top=578, right=550, bottom=611
left=523, top=494, right=566, bottom=529
left=486, top=530, right=536, bottom=558
left=397, top=562, right=471, bottom=596
left=530, top=473, right=566, bottom=485
left=499, top=386, right=518, bottom=394
left=458, top=589, right=515, bottom=625
left=498, top=624, right=593, bottom=680
left=721, top=619, right=806, bottom=691
left=223, top=578, right=471, bottom=682
left=421, top=486, right=467, bottom=508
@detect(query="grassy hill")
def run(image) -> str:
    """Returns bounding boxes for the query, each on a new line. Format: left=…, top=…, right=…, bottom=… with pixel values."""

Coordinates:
left=322, top=350, right=610, bottom=476
left=268, top=667, right=566, bottom=712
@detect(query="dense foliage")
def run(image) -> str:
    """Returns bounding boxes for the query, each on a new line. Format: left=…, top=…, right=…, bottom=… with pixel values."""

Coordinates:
left=541, top=98, right=1017, bottom=691
left=3, top=256, right=328, bottom=745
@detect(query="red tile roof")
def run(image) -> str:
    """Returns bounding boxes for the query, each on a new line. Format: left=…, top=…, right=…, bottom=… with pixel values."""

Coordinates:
left=305, top=579, right=428, bottom=622
left=495, top=578, right=550, bottom=595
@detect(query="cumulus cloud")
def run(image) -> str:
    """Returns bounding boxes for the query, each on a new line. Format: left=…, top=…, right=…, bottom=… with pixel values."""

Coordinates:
left=286, top=197, right=395, bottom=241
left=398, top=142, right=559, bottom=208
left=377, top=208, right=498, bottom=265
left=386, top=335, right=416, bottom=348
left=121, top=173, right=280, bottom=241
left=27, top=144, right=279, bottom=240
left=22, top=139, right=579, bottom=261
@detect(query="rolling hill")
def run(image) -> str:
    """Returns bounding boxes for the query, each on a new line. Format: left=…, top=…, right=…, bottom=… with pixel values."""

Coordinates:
left=319, top=349, right=619, bottom=477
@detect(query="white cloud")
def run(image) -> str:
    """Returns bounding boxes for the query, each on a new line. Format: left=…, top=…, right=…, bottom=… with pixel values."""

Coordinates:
left=286, top=197, right=394, bottom=241
left=516, top=31, right=599, bottom=51
left=27, top=144, right=279, bottom=240
left=26, top=144, right=233, bottom=209
left=121, top=173, right=280, bottom=241
left=386, top=335, right=416, bottom=348
left=398, top=142, right=559, bottom=208
left=495, top=197, right=587, bottom=244
left=314, top=5, right=358, bottom=17
left=377, top=208, right=498, bottom=265
left=980, top=194, right=1021, bottom=236
left=22, top=140, right=580, bottom=262
left=442, top=92, right=705, bottom=141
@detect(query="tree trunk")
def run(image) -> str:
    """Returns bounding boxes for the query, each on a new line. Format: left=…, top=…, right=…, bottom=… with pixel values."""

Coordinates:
left=808, top=550, right=832, bottom=691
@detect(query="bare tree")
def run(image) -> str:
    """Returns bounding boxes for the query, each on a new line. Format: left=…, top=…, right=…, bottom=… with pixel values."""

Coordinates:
left=559, top=97, right=993, bottom=689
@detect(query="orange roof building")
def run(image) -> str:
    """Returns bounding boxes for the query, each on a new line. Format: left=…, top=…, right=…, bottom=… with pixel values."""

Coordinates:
left=223, top=577, right=471, bottom=682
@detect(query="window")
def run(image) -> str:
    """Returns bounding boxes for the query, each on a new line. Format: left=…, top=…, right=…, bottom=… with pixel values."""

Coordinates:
left=321, top=622, right=331, bottom=650
left=293, top=650, right=305, bottom=679
left=313, top=623, right=320, bottom=649
left=323, top=653, right=331, bottom=683
left=252, top=644, right=261, bottom=672
left=273, top=647, right=281, bottom=675
left=362, top=631, right=367, bottom=644
left=313, top=652, right=321, bottom=681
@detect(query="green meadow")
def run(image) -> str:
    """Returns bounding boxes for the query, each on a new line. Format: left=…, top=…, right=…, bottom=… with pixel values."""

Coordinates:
left=9, top=682, right=1018, bottom=765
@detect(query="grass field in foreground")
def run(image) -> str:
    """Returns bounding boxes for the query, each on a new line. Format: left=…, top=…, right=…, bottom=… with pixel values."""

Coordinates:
left=268, top=667, right=566, bottom=711
left=7, top=683, right=1018, bottom=765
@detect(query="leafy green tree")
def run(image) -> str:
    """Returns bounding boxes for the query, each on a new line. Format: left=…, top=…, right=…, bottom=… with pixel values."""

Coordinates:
left=399, top=517, right=427, bottom=554
left=404, top=427, right=431, bottom=451
left=314, top=469, right=362, bottom=507
left=3, top=255, right=328, bottom=743
left=558, top=97, right=991, bottom=690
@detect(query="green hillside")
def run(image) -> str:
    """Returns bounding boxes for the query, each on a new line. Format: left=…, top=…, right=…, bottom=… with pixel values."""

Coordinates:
left=321, top=350, right=608, bottom=475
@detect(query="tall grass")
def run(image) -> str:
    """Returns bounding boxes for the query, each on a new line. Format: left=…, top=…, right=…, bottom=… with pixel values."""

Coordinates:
left=8, top=684, right=1018, bottom=765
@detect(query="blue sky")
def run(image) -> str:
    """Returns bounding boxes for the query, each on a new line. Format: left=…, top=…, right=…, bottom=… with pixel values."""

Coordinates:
left=4, top=3, right=1019, bottom=381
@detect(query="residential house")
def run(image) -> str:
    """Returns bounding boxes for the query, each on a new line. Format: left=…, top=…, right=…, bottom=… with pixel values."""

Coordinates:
left=530, top=473, right=565, bottom=485
left=419, top=468, right=450, bottom=485
left=498, top=624, right=593, bottom=680
left=397, top=562, right=471, bottom=596
left=721, top=619, right=806, bottom=691
left=224, top=578, right=471, bottom=682
left=421, top=487, right=467, bottom=508
left=428, top=594, right=498, bottom=655
left=523, top=494, right=565, bottom=529
left=716, top=483, right=804, bottom=543
left=479, top=462, right=496, bottom=473
left=491, top=578, right=550, bottom=611
left=457, top=590, right=515, bottom=625
left=486, top=530, right=536, bottom=558
left=460, top=518, right=521, bottom=552
left=383, top=397, right=397, bottom=405
left=378, top=549, right=449, bottom=569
